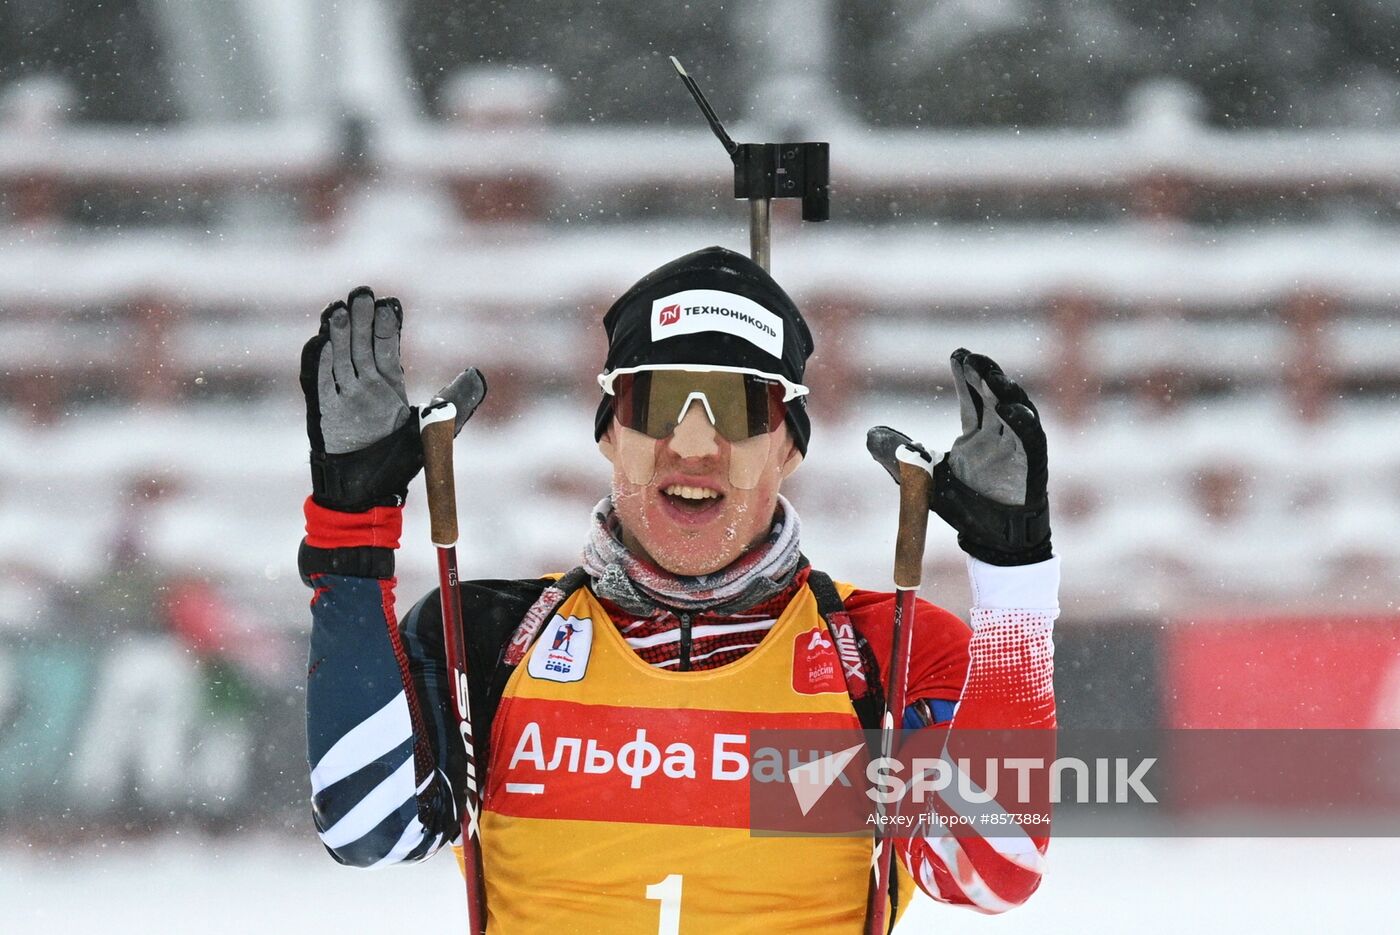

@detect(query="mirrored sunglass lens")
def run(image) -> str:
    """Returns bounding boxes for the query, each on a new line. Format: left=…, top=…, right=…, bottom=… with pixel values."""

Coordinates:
left=612, top=372, right=652, bottom=434
left=698, top=373, right=753, bottom=441
left=626, top=371, right=785, bottom=442
left=640, top=372, right=701, bottom=438
left=744, top=375, right=786, bottom=439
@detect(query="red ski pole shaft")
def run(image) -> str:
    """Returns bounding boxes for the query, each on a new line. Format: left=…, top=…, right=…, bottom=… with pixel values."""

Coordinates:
left=865, top=450, right=933, bottom=935
left=421, top=404, right=488, bottom=935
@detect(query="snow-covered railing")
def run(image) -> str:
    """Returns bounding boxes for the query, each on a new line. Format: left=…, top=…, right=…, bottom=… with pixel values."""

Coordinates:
left=8, top=224, right=1400, bottom=306
left=7, top=81, right=1400, bottom=224
left=0, top=122, right=336, bottom=184
left=380, top=116, right=1400, bottom=198
left=3, top=225, right=1396, bottom=426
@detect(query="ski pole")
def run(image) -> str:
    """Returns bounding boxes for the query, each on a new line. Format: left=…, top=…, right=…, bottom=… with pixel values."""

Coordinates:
left=864, top=446, right=933, bottom=935
left=420, top=398, right=488, bottom=935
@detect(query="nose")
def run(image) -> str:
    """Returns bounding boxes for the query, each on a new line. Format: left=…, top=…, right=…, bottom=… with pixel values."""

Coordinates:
left=668, top=399, right=719, bottom=459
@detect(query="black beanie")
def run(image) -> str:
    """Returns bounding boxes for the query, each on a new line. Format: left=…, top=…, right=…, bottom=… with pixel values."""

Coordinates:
left=593, top=246, right=815, bottom=454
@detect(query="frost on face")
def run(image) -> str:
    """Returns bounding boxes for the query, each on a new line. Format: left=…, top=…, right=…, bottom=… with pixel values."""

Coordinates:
left=598, top=413, right=795, bottom=576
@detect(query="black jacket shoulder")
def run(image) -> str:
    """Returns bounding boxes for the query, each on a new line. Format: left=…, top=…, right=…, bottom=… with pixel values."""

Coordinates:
left=399, top=577, right=555, bottom=783
left=403, top=576, right=555, bottom=698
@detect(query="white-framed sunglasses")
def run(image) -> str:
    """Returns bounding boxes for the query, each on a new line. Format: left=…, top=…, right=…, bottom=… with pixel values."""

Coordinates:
left=597, top=364, right=809, bottom=442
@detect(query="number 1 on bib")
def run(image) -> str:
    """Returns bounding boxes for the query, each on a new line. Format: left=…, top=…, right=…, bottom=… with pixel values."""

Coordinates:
left=645, top=873, right=683, bottom=935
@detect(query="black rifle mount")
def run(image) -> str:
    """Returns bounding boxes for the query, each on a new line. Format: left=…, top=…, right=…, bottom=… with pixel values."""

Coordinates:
left=670, top=57, right=829, bottom=271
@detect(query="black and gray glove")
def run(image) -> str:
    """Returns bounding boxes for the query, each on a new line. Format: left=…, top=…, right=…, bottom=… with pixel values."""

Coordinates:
left=300, top=286, right=487, bottom=513
left=867, top=348, right=1051, bottom=566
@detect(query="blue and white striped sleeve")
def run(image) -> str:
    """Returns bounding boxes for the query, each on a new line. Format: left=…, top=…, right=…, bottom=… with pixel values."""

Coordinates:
left=305, top=575, right=458, bottom=867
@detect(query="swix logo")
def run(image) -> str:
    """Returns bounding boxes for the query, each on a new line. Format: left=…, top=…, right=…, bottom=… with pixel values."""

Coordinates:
left=528, top=616, right=593, bottom=683
left=657, top=303, right=682, bottom=326
left=504, top=583, right=567, bottom=666
left=829, top=616, right=869, bottom=700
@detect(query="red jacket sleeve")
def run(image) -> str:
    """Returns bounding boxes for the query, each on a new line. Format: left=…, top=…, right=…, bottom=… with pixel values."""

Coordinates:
left=844, top=576, right=1057, bottom=917
left=842, top=589, right=970, bottom=706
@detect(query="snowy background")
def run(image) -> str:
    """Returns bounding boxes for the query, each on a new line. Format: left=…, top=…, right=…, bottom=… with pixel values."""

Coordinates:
left=2, top=0, right=1398, bottom=931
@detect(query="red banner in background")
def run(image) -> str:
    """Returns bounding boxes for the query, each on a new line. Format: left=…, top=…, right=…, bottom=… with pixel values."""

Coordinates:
left=1162, top=615, right=1400, bottom=729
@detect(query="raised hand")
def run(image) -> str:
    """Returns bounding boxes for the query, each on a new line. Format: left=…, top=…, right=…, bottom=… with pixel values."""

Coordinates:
left=300, top=286, right=487, bottom=513
left=867, top=348, right=1051, bottom=566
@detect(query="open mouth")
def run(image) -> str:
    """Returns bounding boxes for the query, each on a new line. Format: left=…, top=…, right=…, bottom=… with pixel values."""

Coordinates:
left=661, top=483, right=725, bottom=515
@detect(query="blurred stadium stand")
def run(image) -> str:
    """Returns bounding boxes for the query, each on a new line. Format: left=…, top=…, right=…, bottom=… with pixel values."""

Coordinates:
left=1, top=0, right=1398, bottom=625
